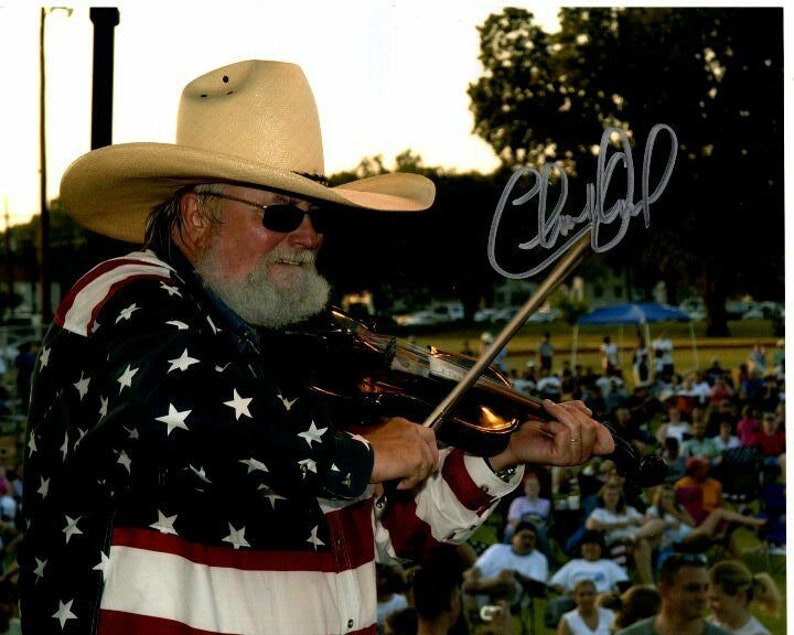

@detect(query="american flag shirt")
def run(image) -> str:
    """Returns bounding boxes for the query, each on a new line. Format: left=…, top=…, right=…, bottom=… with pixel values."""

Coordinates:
left=19, top=249, right=520, bottom=634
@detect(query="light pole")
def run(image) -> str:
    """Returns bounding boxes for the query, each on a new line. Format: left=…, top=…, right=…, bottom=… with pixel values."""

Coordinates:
left=39, top=6, right=72, bottom=326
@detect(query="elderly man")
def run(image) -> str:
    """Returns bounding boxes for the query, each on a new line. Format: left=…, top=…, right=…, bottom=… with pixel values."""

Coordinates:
left=18, top=60, right=613, bottom=634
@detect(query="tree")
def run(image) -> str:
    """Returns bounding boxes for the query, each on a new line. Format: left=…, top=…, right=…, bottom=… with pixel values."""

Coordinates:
left=468, top=7, right=783, bottom=335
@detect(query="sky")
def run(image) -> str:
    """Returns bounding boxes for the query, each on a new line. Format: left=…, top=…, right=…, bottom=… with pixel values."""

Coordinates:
left=0, top=1, right=789, bottom=229
left=0, top=0, right=564, bottom=227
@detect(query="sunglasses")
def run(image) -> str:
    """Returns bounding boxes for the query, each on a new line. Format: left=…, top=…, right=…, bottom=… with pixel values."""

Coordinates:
left=199, top=192, right=324, bottom=234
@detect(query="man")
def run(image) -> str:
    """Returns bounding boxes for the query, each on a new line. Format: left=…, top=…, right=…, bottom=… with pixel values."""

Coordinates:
left=463, top=520, right=549, bottom=609
left=18, top=60, right=613, bottom=634
left=616, top=553, right=729, bottom=634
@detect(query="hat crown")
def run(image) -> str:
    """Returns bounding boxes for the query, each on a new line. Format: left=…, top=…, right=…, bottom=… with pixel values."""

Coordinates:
left=176, top=60, right=324, bottom=177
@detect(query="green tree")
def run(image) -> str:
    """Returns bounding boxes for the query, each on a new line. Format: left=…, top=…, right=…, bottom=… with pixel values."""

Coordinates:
left=468, top=7, right=783, bottom=335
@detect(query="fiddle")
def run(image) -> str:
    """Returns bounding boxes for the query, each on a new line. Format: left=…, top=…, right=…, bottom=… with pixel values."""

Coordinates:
left=284, top=308, right=667, bottom=500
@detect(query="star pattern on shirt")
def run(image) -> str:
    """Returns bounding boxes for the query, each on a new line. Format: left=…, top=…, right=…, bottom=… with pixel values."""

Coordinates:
left=167, top=349, right=200, bottom=373
left=63, top=515, right=83, bottom=544
left=240, top=457, right=268, bottom=474
left=155, top=404, right=191, bottom=436
left=52, top=598, right=78, bottom=629
left=160, top=281, right=182, bottom=297
left=39, top=345, right=51, bottom=367
left=297, top=458, right=317, bottom=478
left=92, top=551, right=111, bottom=581
left=306, top=525, right=325, bottom=550
left=116, top=303, right=141, bottom=323
left=298, top=421, right=327, bottom=447
left=150, top=510, right=179, bottom=535
left=224, top=389, right=252, bottom=420
left=117, top=364, right=140, bottom=393
left=73, top=372, right=91, bottom=400
left=33, top=557, right=47, bottom=583
left=259, top=486, right=287, bottom=508
left=277, top=393, right=298, bottom=411
left=222, top=523, right=250, bottom=550
left=166, top=320, right=189, bottom=330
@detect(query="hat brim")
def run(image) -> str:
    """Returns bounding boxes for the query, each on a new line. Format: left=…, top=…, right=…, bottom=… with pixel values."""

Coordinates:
left=60, top=143, right=436, bottom=243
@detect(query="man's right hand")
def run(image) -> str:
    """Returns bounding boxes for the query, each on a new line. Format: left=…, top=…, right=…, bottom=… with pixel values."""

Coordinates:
left=363, top=417, right=439, bottom=490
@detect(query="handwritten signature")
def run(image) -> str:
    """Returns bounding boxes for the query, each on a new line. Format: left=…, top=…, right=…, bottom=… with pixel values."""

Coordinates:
left=488, top=123, right=678, bottom=279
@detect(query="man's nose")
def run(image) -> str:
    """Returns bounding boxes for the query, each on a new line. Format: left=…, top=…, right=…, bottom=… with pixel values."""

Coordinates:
left=288, top=214, right=322, bottom=250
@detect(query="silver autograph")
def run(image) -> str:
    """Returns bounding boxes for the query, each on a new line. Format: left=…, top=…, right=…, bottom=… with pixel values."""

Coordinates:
left=488, top=123, right=678, bottom=279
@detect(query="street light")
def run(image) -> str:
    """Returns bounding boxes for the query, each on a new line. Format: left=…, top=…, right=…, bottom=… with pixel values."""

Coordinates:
left=39, top=6, right=72, bottom=326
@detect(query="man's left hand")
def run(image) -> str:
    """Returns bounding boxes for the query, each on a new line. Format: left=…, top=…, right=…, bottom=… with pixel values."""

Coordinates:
left=487, top=399, right=615, bottom=471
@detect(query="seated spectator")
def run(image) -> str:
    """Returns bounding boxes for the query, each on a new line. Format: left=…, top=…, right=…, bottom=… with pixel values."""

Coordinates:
left=707, top=376, right=735, bottom=408
left=736, top=404, right=759, bottom=446
left=704, top=358, right=732, bottom=388
left=584, top=482, right=665, bottom=585
left=655, top=407, right=691, bottom=446
left=504, top=472, right=551, bottom=552
left=707, top=559, right=781, bottom=635
left=582, top=385, right=609, bottom=423
left=611, top=408, right=653, bottom=456
left=609, top=585, right=661, bottom=633
left=682, top=419, right=721, bottom=464
left=463, top=521, right=549, bottom=612
left=546, top=530, right=629, bottom=628
left=537, top=368, right=562, bottom=401
left=661, top=437, right=687, bottom=484
left=556, top=579, right=615, bottom=635
left=377, top=564, right=410, bottom=633
left=673, top=458, right=767, bottom=558
left=748, top=411, right=785, bottom=482
left=711, top=419, right=740, bottom=454
left=706, top=398, right=739, bottom=437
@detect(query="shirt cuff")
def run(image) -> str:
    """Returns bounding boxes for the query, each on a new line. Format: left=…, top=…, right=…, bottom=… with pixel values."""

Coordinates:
left=464, top=454, right=525, bottom=497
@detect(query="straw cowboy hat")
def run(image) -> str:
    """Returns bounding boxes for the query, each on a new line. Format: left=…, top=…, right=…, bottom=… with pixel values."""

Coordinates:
left=60, top=59, right=436, bottom=243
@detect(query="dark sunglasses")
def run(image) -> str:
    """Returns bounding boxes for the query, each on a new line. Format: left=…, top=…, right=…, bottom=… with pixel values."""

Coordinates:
left=199, top=192, right=324, bottom=233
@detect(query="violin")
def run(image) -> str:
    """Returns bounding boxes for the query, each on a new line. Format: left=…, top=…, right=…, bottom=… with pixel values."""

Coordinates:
left=283, top=308, right=667, bottom=499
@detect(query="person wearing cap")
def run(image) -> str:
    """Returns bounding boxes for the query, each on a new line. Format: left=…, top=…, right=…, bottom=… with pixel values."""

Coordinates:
left=18, top=60, right=613, bottom=634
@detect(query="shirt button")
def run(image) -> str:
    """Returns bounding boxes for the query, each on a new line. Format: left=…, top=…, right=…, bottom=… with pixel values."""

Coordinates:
left=347, top=619, right=354, bottom=628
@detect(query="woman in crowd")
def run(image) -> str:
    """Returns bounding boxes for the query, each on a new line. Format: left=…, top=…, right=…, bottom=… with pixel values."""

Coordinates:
left=556, top=579, right=614, bottom=635
left=646, top=483, right=766, bottom=555
left=707, top=560, right=781, bottom=635
left=584, top=482, right=665, bottom=585
left=503, top=471, right=552, bottom=554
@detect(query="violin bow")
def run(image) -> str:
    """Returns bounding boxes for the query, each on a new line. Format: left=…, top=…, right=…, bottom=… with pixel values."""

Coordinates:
left=422, top=232, right=592, bottom=433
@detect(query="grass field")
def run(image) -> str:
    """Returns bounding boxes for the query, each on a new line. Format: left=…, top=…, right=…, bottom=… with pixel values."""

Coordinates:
left=401, top=318, right=782, bottom=389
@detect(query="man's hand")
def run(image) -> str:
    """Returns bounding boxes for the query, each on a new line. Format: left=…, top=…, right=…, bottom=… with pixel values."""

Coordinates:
left=364, top=417, right=439, bottom=490
left=487, top=399, right=615, bottom=472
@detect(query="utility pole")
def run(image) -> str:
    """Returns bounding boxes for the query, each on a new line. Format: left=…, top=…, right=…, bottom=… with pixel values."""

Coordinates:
left=39, top=6, right=73, bottom=325
left=90, top=8, right=120, bottom=150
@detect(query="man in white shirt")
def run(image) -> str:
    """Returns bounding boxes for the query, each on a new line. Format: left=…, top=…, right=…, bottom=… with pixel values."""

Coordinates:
left=463, top=521, right=549, bottom=609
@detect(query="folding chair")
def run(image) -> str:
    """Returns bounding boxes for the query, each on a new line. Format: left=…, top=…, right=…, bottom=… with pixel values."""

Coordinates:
left=715, top=446, right=763, bottom=512
left=757, top=482, right=786, bottom=572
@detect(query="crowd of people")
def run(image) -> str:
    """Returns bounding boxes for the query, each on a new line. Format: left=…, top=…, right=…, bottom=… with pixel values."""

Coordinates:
left=371, top=335, right=785, bottom=634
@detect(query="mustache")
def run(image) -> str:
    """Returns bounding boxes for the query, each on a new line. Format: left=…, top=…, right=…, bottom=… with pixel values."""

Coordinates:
left=264, top=245, right=317, bottom=266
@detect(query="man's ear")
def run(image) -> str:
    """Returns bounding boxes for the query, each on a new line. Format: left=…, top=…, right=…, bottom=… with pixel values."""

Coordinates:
left=178, top=191, right=213, bottom=251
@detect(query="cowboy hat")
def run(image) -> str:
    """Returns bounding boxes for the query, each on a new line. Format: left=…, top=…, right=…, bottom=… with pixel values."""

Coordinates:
left=60, top=60, right=436, bottom=243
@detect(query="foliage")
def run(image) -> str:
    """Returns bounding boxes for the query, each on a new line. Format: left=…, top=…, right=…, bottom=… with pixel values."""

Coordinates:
left=467, top=7, right=784, bottom=336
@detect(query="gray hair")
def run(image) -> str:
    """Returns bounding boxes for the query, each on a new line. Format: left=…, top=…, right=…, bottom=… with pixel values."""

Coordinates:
left=143, top=184, right=226, bottom=254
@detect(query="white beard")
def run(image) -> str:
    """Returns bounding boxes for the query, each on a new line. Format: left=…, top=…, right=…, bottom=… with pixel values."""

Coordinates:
left=195, top=241, right=330, bottom=329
